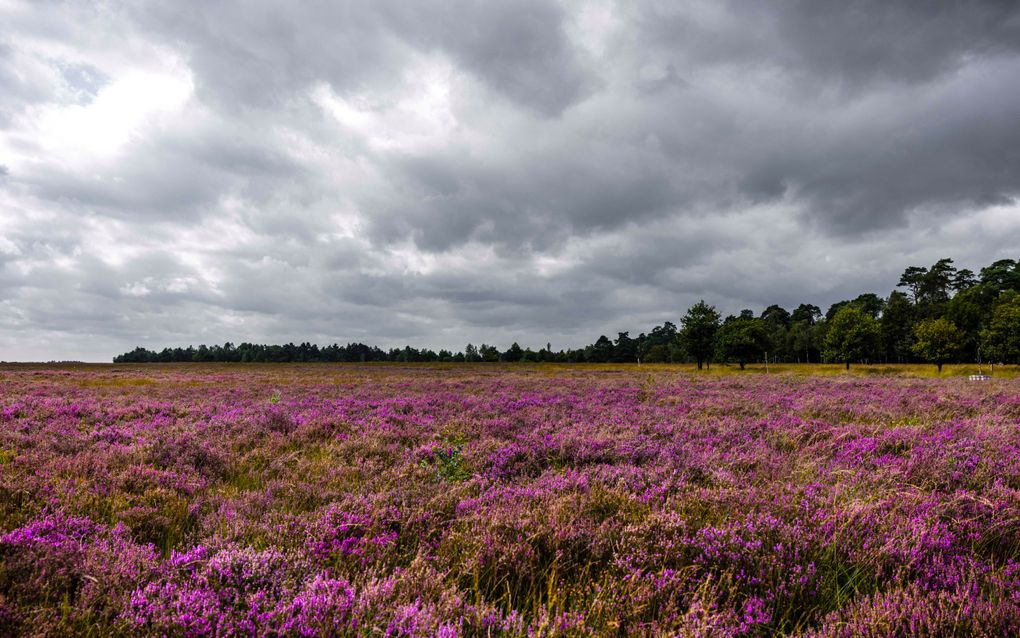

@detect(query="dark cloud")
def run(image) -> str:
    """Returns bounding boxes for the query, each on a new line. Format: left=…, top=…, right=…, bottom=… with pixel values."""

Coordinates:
left=1, top=0, right=1020, bottom=360
left=396, top=0, right=595, bottom=115
left=633, top=0, right=1020, bottom=89
left=370, top=144, right=680, bottom=252
left=130, top=0, right=593, bottom=115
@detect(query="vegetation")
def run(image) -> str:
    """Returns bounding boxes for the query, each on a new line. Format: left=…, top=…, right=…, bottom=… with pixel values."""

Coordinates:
left=714, top=311, right=768, bottom=370
left=679, top=300, right=721, bottom=369
left=823, top=306, right=880, bottom=371
left=912, top=318, right=965, bottom=373
left=981, top=291, right=1020, bottom=364
left=114, top=256, right=1020, bottom=367
left=4, top=365, right=1020, bottom=635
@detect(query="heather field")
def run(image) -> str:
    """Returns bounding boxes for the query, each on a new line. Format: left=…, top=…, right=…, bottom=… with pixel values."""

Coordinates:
left=3, top=365, right=1020, bottom=637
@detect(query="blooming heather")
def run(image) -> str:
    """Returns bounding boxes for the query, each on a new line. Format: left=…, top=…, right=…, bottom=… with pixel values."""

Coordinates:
left=1, top=364, right=1020, bottom=636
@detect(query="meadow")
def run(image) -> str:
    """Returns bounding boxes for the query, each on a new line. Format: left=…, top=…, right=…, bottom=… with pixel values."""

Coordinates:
left=2, top=363, right=1020, bottom=636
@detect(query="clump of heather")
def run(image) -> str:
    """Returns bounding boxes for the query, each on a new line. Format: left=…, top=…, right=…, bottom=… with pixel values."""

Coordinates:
left=1, top=363, right=1020, bottom=636
left=126, top=544, right=307, bottom=635
left=807, top=583, right=1020, bottom=637
left=1, top=512, right=157, bottom=634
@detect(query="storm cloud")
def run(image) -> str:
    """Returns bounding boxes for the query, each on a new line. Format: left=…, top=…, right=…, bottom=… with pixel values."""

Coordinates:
left=1, top=0, right=1019, bottom=360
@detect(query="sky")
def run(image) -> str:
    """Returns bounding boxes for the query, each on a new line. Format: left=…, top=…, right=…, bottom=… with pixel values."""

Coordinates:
left=2, top=1, right=1020, bottom=361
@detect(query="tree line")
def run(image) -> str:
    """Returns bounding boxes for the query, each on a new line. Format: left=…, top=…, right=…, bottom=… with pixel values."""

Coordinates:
left=114, top=257, right=1020, bottom=370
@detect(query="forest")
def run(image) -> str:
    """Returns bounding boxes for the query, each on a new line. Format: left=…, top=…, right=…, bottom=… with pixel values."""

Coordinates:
left=114, top=257, right=1020, bottom=368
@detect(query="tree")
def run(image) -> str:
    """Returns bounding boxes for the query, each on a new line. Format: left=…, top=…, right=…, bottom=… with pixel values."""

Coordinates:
left=952, top=268, right=977, bottom=292
left=612, top=332, right=638, bottom=362
left=980, top=259, right=1020, bottom=293
left=715, top=316, right=768, bottom=370
left=911, top=318, right=964, bottom=373
left=791, top=304, right=822, bottom=325
left=479, top=344, right=500, bottom=362
left=923, top=258, right=957, bottom=307
left=825, top=300, right=852, bottom=322
left=585, top=336, right=614, bottom=363
left=898, top=266, right=928, bottom=303
left=880, top=291, right=915, bottom=363
left=852, top=293, right=885, bottom=319
left=823, top=306, right=880, bottom=370
left=503, top=342, right=524, bottom=362
left=760, top=305, right=791, bottom=360
left=788, top=321, right=814, bottom=363
left=641, top=322, right=678, bottom=363
left=981, top=291, right=1020, bottom=364
left=945, top=284, right=997, bottom=361
left=679, top=301, right=721, bottom=370
left=899, top=259, right=959, bottom=318
left=642, top=344, right=669, bottom=363
left=761, top=305, right=791, bottom=328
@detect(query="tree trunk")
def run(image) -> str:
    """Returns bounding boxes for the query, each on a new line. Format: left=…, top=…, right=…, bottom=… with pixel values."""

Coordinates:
left=697, top=359, right=703, bottom=370
left=937, top=362, right=943, bottom=374
left=845, top=361, right=850, bottom=371
left=739, top=361, right=745, bottom=370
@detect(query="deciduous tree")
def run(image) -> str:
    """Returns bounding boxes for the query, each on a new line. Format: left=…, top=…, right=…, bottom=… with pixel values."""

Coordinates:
left=715, top=316, right=768, bottom=370
left=981, top=291, right=1020, bottom=364
left=911, top=318, right=964, bottom=373
left=679, top=301, right=721, bottom=370
left=823, top=306, right=880, bottom=370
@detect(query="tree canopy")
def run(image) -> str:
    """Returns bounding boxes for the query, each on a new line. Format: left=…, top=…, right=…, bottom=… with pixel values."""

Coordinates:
left=981, top=291, right=1020, bottom=364
left=678, top=301, right=721, bottom=370
left=114, top=256, right=1020, bottom=368
left=911, top=318, right=964, bottom=373
left=715, top=315, right=768, bottom=370
left=823, top=306, right=880, bottom=370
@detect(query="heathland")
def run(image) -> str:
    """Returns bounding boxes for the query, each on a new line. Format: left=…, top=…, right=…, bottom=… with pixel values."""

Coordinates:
left=2, top=363, right=1020, bottom=636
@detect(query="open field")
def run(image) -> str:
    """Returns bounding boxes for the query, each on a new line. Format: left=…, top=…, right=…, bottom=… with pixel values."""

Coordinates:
left=3, top=364, right=1020, bottom=636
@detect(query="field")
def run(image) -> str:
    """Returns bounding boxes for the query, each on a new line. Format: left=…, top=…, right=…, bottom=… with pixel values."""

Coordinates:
left=2, top=364, right=1020, bottom=636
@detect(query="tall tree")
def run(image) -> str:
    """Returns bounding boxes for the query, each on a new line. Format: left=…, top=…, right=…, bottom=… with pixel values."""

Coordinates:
left=585, top=336, right=614, bottom=363
left=852, top=293, right=885, bottom=319
left=898, top=259, right=960, bottom=318
left=979, top=259, right=1020, bottom=293
left=479, top=344, right=500, bottom=362
left=981, top=291, right=1020, bottom=364
left=825, top=300, right=852, bottom=322
left=912, top=318, right=964, bottom=373
left=760, top=305, right=791, bottom=360
left=880, top=291, right=915, bottom=363
left=945, top=284, right=997, bottom=361
left=898, top=266, right=928, bottom=303
left=791, top=304, right=822, bottom=325
left=788, top=321, right=817, bottom=363
left=823, top=306, right=880, bottom=370
left=952, top=269, right=977, bottom=292
left=503, top=342, right=524, bottom=362
left=612, top=332, right=638, bottom=362
left=761, top=305, right=792, bottom=328
left=641, top=322, right=679, bottom=363
left=923, top=258, right=957, bottom=307
left=715, top=316, right=768, bottom=370
left=679, top=301, right=721, bottom=370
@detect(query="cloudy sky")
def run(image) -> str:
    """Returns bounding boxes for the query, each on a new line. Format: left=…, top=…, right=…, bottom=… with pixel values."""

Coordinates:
left=2, top=0, right=1020, bottom=360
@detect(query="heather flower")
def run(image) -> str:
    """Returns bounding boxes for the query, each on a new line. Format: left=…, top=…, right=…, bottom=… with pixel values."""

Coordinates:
left=3, top=366, right=1020, bottom=636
